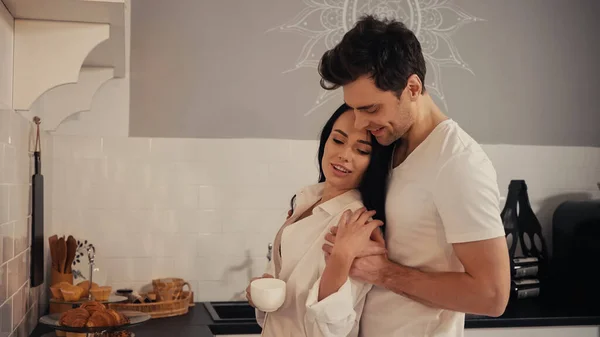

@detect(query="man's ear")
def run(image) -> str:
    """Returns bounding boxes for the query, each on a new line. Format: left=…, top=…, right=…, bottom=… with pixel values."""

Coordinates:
left=406, top=74, right=422, bottom=100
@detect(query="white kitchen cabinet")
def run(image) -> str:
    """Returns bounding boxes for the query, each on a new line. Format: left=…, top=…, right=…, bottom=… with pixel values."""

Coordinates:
left=27, top=66, right=116, bottom=131
left=12, top=19, right=110, bottom=111
left=465, top=326, right=599, bottom=337
left=2, top=0, right=126, bottom=76
left=1, top=0, right=126, bottom=129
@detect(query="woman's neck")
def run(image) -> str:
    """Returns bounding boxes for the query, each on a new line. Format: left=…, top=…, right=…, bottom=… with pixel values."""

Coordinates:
left=320, top=183, right=351, bottom=204
left=295, top=183, right=350, bottom=221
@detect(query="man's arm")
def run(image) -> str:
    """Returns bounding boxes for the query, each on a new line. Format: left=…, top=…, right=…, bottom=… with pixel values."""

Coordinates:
left=374, top=237, right=510, bottom=316
left=396, top=149, right=510, bottom=316
left=324, top=233, right=510, bottom=316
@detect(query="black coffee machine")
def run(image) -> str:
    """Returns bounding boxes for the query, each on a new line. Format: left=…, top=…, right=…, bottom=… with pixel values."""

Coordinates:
left=547, top=197, right=600, bottom=306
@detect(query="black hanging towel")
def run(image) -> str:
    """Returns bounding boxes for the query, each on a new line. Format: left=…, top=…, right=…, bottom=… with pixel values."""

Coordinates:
left=31, top=116, right=44, bottom=287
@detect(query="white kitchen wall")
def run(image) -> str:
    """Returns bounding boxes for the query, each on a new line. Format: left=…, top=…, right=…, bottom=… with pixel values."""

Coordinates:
left=0, top=2, right=12, bottom=109
left=0, top=111, right=55, bottom=336
left=1, top=3, right=54, bottom=336
left=0, top=109, right=45, bottom=337
left=50, top=136, right=316, bottom=300
left=50, top=135, right=600, bottom=301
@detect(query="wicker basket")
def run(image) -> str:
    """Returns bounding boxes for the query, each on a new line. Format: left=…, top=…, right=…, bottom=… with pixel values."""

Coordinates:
left=109, top=287, right=193, bottom=319
left=152, top=278, right=189, bottom=301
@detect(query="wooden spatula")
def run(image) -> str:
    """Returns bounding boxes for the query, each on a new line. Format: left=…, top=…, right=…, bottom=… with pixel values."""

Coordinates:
left=49, top=235, right=58, bottom=272
left=56, top=237, right=66, bottom=274
left=65, top=236, right=77, bottom=274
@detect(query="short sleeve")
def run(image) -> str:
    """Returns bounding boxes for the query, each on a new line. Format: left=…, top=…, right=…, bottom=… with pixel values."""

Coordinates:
left=433, top=149, right=505, bottom=243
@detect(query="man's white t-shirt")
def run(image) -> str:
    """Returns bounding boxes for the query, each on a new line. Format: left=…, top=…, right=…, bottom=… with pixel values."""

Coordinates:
left=359, top=119, right=506, bottom=337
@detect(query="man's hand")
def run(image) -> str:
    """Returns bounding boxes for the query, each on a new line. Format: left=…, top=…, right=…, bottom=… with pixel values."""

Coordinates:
left=246, top=273, right=274, bottom=308
left=348, top=252, right=391, bottom=285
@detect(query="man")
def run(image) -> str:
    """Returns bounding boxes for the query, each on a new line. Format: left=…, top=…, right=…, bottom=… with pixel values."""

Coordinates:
left=318, top=15, right=511, bottom=336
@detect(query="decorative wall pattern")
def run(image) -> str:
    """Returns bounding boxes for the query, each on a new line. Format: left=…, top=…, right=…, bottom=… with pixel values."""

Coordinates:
left=270, top=0, right=483, bottom=115
left=128, top=0, right=600, bottom=145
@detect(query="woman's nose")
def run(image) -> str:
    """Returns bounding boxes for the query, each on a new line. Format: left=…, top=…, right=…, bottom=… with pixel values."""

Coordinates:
left=338, top=146, right=352, bottom=162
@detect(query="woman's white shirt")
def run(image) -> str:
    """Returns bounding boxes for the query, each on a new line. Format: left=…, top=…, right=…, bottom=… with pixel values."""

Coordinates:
left=256, top=183, right=372, bottom=337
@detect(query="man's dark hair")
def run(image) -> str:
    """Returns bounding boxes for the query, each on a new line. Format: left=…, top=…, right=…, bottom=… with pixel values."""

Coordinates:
left=318, top=14, right=427, bottom=95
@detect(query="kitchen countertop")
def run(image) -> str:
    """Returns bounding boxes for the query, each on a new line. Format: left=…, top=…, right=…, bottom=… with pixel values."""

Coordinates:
left=465, top=296, right=600, bottom=328
left=29, top=296, right=600, bottom=336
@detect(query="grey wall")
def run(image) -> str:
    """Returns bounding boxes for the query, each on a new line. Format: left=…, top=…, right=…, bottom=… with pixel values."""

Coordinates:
left=129, top=0, right=600, bottom=146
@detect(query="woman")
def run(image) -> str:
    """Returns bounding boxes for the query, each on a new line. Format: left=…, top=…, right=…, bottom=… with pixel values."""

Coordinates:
left=245, top=103, right=395, bottom=337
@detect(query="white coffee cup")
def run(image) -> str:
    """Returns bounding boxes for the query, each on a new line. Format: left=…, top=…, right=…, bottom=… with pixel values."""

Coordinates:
left=250, top=278, right=286, bottom=312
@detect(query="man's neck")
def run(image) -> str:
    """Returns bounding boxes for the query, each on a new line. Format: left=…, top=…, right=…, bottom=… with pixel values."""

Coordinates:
left=395, top=94, right=448, bottom=165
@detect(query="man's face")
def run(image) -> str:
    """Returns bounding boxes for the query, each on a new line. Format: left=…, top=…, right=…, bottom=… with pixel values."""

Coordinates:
left=343, top=76, right=415, bottom=146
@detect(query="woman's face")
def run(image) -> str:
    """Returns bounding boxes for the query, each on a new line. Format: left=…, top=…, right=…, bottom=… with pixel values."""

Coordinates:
left=322, top=110, right=372, bottom=192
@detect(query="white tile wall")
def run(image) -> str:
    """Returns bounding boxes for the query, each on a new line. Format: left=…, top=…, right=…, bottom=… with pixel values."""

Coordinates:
left=51, top=137, right=309, bottom=301
left=50, top=135, right=600, bottom=302
left=0, top=108, right=52, bottom=337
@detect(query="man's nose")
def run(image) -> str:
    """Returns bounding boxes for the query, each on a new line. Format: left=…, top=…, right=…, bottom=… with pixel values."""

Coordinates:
left=354, top=111, right=369, bottom=130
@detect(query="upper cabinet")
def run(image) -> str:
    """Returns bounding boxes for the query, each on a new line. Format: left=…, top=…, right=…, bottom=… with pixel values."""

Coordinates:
left=2, top=0, right=126, bottom=130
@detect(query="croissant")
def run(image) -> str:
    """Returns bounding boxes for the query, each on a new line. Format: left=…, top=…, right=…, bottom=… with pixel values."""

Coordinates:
left=59, top=308, right=90, bottom=327
left=106, top=309, right=130, bottom=325
left=79, top=301, right=106, bottom=315
left=85, top=310, right=118, bottom=327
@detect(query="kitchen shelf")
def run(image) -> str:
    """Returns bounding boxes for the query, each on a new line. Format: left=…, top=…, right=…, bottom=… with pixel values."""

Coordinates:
left=12, top=19, right=110, bottom=111
left=4, top=0, right=127, bottom=128
left=3, top=0, right=126, bottom=76
left=25, top=67, right=115, bottom=131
